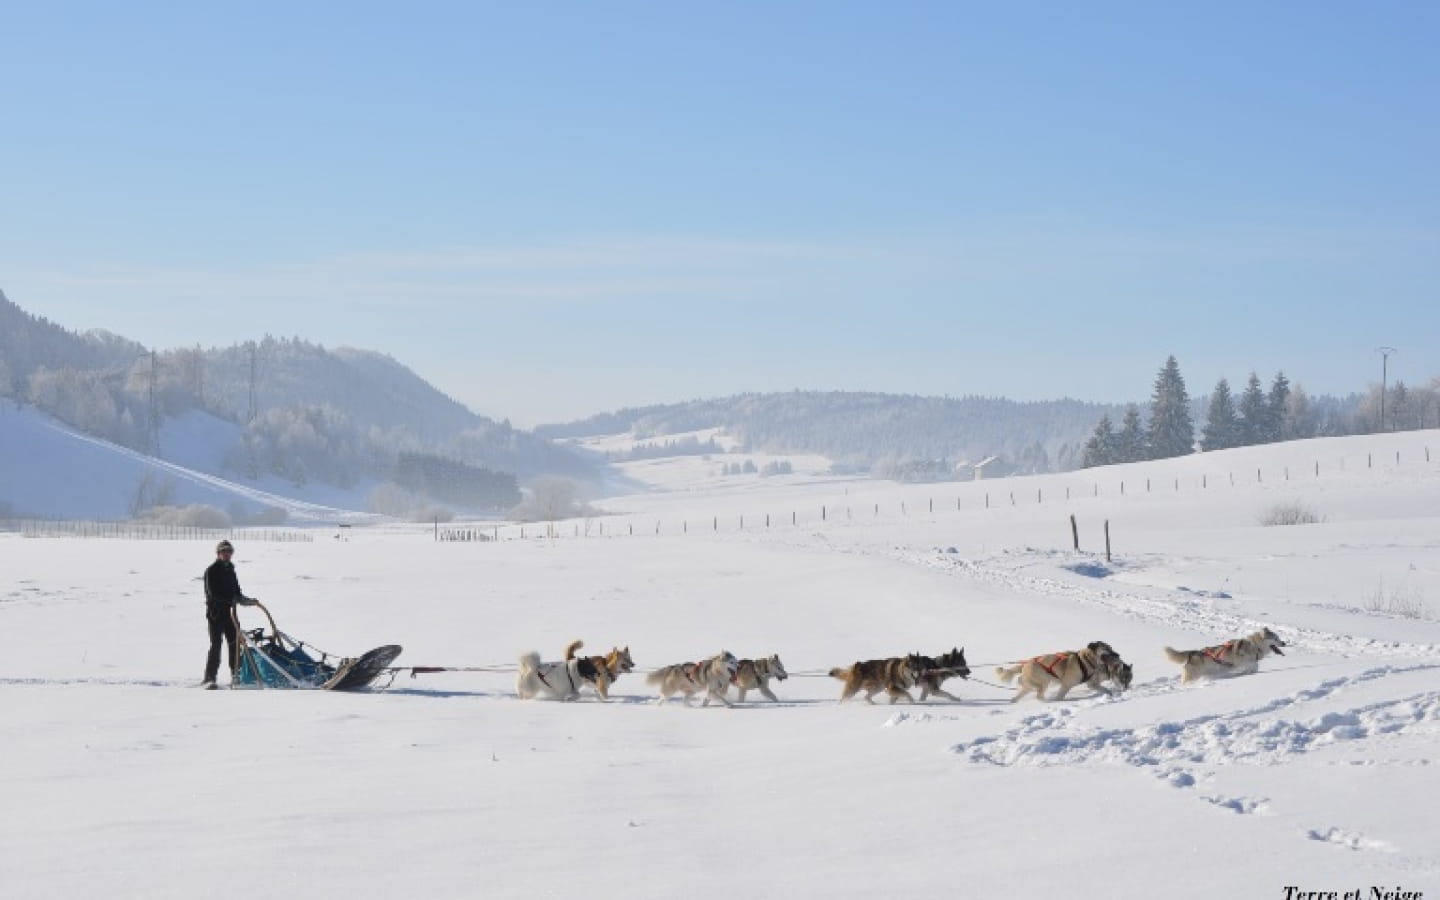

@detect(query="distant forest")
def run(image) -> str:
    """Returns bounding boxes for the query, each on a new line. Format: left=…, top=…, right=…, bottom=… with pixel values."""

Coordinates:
left=1081, top=357, right=1438, bottom=468
left=541, top=391, right=1128, bottom=477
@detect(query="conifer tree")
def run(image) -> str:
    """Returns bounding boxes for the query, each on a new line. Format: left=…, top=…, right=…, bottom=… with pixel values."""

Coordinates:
left=1264, top=372, right=1290, bottom=443
left=1115, top=404, right=1146, bottom=462
left=1201, top=378, right=1239, bottom=451
left=1237, top=372, right=1266, bottom=446
left=1081, top=414, right=1117, bottom=468
left=1146, top=356, right=1194, bottom=459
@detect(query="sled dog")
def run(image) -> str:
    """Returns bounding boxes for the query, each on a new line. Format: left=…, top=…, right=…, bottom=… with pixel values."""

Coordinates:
left=730, top=654, right=789, bottom=702
left=915, top=647, right=972, bottom=701
left=516, top=639, right=601, bottom=700
left=647, top=651, right=740, bottom=706
left=829, top=654, right=928, bottom=704
left=994, top=641, right=1123, bottom=702
left=565, top=641, right=634, bottom=699
left=1163, top=628, right=1286, bottom=683
left=1107, top=658, right=1134, bottom=692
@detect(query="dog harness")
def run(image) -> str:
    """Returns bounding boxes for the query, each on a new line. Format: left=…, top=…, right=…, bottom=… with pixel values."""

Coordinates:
left=1202, top=642, right=1237, bottom=665
left=536, top=664, right=578, bottom=694
left=1032, top=652, right=1091, bottom=683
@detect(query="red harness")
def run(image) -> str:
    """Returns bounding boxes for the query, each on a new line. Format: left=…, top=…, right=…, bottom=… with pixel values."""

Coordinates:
left=1032, top=653, right=1067, bottom=679
left=1031, top=651, right=1093, bottom=682
left=1203, top=641, right=1237, bottom=664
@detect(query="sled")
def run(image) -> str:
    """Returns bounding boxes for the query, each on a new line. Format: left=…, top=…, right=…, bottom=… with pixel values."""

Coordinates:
left=231, top=600, right=401, bottom=691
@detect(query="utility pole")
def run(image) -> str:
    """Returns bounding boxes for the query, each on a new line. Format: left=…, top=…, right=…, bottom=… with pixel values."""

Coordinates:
left=1376, top=346, right=1396, bottom=432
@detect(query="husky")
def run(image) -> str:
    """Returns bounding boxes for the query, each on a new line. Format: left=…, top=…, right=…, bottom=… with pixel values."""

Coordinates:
left=994, top=641, right=1123, bottom=702
left=829, top=654, right=927, bottom=704
left=1106, top=658, right=1134, bottom=692
left=516, top=639, right=602, bottom=701
left=565, top=641, right=634, bottom=700
left=915, top=646, right=971, bottom=701
left=730, top=654, right=789, bottom=702
left=647, top=651, right=740, bottom=707
left=1164, top=628, right=1286, bottom=683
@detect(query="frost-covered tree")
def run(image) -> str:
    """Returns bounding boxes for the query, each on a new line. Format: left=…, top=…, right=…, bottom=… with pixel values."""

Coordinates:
left=1146, top=356, right=1194, bottom=459
left=1389, top=381, right=1411, bottom=431
left=1201, top=378, right=1239, bottom=451
left=1281, top=384, right=1316, bottom=440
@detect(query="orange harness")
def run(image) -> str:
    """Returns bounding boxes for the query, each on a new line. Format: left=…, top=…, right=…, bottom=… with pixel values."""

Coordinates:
left=1203, top=641, right=1237, bottom=664
left=1033, top=653, right=1066, bottom=679
left=1031, top=652, right=1092, bottom=682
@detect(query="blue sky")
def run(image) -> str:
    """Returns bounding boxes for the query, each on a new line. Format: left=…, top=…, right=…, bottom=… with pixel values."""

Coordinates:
left=2, top=2, right=1435, bottom=426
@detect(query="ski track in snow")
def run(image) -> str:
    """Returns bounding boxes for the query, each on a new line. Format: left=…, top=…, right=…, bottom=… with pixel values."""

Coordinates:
left=746, top=530, right=1440, bottom=861
left=943, top=665, right=1440, bottom=858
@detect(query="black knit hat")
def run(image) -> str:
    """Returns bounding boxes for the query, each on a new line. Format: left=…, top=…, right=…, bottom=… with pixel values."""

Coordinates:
left=216, top=540, right=234, bottom=553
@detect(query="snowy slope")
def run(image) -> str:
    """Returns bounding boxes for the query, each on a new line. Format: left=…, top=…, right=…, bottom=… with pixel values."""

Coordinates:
left=2, top=429, right=1439, bottom=899
left=0, top=404, right=379, bottom=523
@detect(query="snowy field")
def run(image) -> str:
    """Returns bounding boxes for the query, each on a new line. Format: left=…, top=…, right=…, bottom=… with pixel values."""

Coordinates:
left=3, top=430, right=1440, bottom=899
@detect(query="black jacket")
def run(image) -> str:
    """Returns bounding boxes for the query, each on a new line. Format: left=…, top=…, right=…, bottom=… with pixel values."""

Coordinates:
left=204, top=559, right=244, bottom=610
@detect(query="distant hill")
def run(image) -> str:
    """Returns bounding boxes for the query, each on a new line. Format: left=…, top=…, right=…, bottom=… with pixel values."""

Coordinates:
left=537, top=391, right=1129, bottom=475
left=0, top=290, right=597, bottom=519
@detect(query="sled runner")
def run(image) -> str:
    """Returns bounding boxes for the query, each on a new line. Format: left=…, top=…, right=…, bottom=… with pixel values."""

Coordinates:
left=231, top=600, right=401, bottom=691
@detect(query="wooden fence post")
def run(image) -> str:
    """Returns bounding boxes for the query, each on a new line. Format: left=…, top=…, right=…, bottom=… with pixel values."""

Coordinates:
left=1070, top=514, right=1079, bottom=551
left=1104, top=520, right=1111, bottom=562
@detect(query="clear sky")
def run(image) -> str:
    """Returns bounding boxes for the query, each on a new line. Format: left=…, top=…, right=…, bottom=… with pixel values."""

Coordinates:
left=2, top=1, right=1435, bottom=426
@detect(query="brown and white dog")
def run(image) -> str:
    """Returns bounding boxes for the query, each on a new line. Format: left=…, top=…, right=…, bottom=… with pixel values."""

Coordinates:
left=730, top=654, right=789, bottom=702
left=995, top=641, right=1124, bottom=702
left=647, top=651, right=740, bottom=707
left=565, top=641, right=634, bottom=700
left=1164, top=628, right=1286, bottom=683
left=829, top=654, right=928, bottom=704
left=517, top=639, right=604, bottom=701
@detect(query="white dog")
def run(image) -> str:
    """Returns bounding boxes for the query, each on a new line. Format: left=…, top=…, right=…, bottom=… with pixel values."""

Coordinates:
left=516, top=639, right=601, bottom=700
left=1164, top=627, right=1287, bottom=683
left=647, top=651, right=740, bottom=707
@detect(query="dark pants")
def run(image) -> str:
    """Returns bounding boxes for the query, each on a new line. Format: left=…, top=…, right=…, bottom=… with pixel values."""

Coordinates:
left=204, top=603, right=238, bottom=683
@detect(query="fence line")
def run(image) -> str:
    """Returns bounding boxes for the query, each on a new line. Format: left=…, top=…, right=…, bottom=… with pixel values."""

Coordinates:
left=469, top=442, right=1434, bottom=545
left=3, top=520, right=313, bottom=542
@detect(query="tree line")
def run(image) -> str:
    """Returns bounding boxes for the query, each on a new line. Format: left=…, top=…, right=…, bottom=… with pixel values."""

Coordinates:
left=1082, top=356, right=1439, bottom=468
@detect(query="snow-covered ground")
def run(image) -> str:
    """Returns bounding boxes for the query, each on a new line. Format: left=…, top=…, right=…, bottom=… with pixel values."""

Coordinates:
left=3, top=429, right=1439, bottom=898
left=0, top=404, right=381, bottom=523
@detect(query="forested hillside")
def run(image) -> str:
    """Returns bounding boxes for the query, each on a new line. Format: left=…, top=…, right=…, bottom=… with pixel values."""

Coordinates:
left=538, top=391, right=1127, bottom=475
left=0, top=291, right=596, bottom=515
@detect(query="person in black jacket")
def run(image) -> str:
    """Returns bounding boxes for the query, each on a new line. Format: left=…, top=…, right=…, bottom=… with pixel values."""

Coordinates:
left=202, top=539, right=257, bottom=688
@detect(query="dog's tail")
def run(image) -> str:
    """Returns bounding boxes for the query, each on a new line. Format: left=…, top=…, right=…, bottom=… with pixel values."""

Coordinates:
left=1162, top=646, right=1190, bottom=664
left=564, top=639, right=584, bottom=660
left=644, top=667, right=667, bottom=686
left=995, top=664, right=1022, bottom=684
left=828, top=665, right=855, bottom=680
